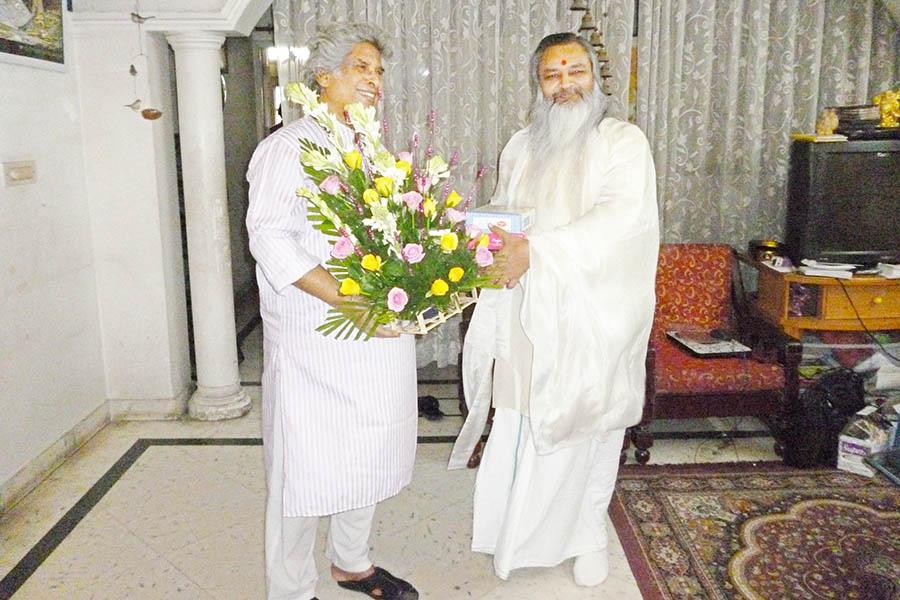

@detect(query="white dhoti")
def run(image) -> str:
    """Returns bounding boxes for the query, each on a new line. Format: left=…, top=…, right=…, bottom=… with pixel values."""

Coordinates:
left=472, top=408, right=625, bottom=579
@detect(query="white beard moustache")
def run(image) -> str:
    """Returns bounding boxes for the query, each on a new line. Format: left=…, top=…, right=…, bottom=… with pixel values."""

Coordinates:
left=527, top=82, right=606, bottom=158
left=512, top=84, right=607, bottom=229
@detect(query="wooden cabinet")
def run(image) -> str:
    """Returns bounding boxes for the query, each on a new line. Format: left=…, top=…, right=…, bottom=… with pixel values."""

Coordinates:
left=754, top=265, right=900, bottom=338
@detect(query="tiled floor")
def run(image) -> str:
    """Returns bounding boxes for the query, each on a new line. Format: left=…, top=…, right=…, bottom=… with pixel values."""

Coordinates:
left=0, top=325, right=778, bottom=599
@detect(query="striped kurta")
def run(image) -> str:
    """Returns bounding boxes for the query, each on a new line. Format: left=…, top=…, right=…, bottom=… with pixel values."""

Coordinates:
left=246, top=117, right=417, bottom=517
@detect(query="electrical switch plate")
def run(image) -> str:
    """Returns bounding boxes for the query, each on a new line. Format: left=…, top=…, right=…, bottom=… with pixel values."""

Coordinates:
left=3, top=161, right=37, bottom=187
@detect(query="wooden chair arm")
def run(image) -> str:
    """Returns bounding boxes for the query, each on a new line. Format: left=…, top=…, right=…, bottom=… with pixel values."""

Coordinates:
left=641, top=338, right=656, bottom=424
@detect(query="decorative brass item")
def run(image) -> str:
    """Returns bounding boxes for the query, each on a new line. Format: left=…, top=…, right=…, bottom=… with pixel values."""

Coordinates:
left=579, top=10, right=596, bottom=32
left=569, top=0, right=589, bottom=11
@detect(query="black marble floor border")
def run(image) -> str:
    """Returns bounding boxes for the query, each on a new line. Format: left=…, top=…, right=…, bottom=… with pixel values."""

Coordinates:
left=0, top=438, right=265, bottom=599
left=0, top=425, right=771, bottom=598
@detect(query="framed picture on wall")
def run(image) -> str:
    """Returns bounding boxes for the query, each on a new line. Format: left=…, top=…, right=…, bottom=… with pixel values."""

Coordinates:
left=0, top=0, right=65, bottom=70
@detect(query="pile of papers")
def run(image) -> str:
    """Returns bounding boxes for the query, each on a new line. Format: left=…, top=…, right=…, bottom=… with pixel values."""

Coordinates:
left=799, top=259, right=856, bottom=279
left=878, top=263, right=900, bottom=279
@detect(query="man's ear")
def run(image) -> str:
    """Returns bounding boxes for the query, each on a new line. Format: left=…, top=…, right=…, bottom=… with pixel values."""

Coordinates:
left=314, top=69, right=331, bottom=90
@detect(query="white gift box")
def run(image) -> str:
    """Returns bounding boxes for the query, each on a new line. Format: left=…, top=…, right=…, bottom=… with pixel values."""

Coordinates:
left=465, top=206, right=535, bottom=234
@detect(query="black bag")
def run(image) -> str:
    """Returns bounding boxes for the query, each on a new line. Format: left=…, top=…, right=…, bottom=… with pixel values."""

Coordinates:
left=781, top=369, right=866, bottom=468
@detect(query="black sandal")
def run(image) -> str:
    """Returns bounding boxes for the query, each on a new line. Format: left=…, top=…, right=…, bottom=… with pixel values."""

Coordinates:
left=336, top=566, right=419, bottom=600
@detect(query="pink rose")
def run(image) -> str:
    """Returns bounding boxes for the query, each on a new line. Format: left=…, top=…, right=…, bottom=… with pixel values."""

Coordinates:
left=387, top=287, right=409, bottom=312
left=319, top=175, right=341, bottom=195
left=397, top=151, right=413, bottom=163
left=475, top=247, right=493, bottom=267
left=401, top=243, right=425, bottom=264
left=401, top=191, right=423, bottom=211
left=331, top=237, right=355, bottom=260
left=445, top=207, right=466, bottom=224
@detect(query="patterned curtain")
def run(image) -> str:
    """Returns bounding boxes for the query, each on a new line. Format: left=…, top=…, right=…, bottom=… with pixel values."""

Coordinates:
left=636, top=0, right=900, bottom=246
left=271, top=0, right=635, bottom=367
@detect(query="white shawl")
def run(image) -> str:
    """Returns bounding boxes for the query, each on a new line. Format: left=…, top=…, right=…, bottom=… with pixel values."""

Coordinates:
left=449, top=118, right=659, bottom=468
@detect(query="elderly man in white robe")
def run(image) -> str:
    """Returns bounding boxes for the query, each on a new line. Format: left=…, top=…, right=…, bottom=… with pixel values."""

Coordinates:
left=246, top=23, right=418, bottom=600
left=450, top=32, right=659, bottom=585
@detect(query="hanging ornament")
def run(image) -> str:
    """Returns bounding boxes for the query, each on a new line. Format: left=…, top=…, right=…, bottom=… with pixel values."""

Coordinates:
left=125, top=1, right=163, bottom=121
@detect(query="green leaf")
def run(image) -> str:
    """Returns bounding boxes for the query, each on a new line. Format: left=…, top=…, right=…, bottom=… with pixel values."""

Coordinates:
left=347, top=169, right=368, bottom=197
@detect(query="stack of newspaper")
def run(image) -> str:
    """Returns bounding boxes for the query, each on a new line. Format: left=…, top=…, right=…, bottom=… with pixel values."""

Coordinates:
left=877, top=263, right=900, bottom=279
left=799, top=259, right=856, bottom=279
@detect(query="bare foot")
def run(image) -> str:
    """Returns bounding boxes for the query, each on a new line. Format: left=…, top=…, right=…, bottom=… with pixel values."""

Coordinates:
left=331, top=563, right=375, bottom=583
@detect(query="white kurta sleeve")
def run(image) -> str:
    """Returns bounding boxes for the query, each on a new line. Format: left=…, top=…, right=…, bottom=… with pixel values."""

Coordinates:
left=489, top=130, right=527, bottom=206
left=246, top=136, right=323, bottom=295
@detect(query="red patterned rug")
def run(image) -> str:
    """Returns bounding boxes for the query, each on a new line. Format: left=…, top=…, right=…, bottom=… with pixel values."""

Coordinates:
left=610, top=462, right=900, bottom=599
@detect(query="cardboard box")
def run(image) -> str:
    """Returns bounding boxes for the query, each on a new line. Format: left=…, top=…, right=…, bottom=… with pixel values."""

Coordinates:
left=837, top=406, right=893, bottom=477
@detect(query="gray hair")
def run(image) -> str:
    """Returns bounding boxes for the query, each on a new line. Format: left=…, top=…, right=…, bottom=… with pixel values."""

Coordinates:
left=529, top=32, right=602, bottom=95
left=303, top=22, right=391, bottom=92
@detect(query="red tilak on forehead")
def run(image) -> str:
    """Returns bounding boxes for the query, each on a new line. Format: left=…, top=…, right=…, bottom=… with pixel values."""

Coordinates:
left=561, top=59, right=567, bottom=65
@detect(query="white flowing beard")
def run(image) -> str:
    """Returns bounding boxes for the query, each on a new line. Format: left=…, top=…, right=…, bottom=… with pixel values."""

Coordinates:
left=513, top=84, right=607, bottom=228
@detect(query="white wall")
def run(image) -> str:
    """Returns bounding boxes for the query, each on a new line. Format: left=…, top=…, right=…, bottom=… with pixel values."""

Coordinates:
left=0, top=54, right=107, bottom=486
left=74, top=23, right=191, bottom=418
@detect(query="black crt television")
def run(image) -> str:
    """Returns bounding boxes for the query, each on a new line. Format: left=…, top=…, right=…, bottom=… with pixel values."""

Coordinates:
left=785, top=139, right=900, bottom=265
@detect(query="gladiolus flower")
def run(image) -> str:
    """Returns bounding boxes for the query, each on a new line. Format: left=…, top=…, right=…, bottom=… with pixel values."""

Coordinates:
left=422, top=198, right=436, bottom=218
left=448, top=267, right=464, bottom=282
left=445, top=207, right=466, bottom=224
left=430, top=279, right=449, bottom=296
left=363, top=189, right=380, bottom=205
left=339, top=278, right=361, bottom=296
left=387, top=287, right=409, bottom=312
left=402, top=191, right=423, bottom=211
left=361, top=254, right=383, bottom=271
left=440, top=232, right=459, bottom=253
left=401, top=243, right=425, bottom=264
left=331, top=237, right=354, bottom=259
left=396, top=160, right=412, bottom=176
left=374, top=176, right=393, bottom=196
left=343, top=150, right=363, bottom=170
left=475, top=247, right=493, bottom=267
left=319, top=175, right=341, bottom=195
left=445, top=190, right=462, bottom=208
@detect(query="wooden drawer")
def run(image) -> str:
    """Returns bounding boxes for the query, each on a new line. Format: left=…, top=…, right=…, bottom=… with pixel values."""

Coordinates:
left=822, top=285, right=900, bottom=320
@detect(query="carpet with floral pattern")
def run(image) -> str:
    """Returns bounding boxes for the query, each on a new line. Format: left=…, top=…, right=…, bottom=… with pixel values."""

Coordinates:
left=610, top=462, right=900, bottom=600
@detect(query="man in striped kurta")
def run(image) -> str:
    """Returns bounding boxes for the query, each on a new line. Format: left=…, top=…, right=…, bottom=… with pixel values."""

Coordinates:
left=246, top=23, right=419, bottom=600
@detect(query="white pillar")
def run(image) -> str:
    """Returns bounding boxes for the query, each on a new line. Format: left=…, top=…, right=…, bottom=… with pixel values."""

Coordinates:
left=167, top=31, right=251, bottom=421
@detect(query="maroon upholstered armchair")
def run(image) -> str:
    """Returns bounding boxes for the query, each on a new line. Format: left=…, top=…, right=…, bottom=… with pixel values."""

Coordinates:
left=623, top=243, right=801, bottom=464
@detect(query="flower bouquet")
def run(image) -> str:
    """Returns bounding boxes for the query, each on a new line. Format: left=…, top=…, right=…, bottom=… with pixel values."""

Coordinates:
left=284, top=82, right=496, bottom=339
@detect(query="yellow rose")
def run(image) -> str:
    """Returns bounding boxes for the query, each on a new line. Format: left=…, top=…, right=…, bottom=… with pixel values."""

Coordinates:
left=445, top=190, right=462, bottom=208
left=422, top=198, right=436, bottom=218
left=476, top=234, right=490, bottom=249
left=363, top=189, right=380, bottom=205
left=448, top=267, right=464, bottom=282
left=343, top=150, right=363, bottom=170
left=440, top=232, right=459, bottom=253
left=361, top=254, right=383, bottom=271
left=396, top=160, right=412, bottom=176
left=430, top=279, right=449, bottom=296
left=374, top=176, right=393, bottom=196
left=339, top=278, right=361, bottom=296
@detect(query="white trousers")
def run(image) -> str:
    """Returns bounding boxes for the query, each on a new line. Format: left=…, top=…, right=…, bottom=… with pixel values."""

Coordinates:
left=265, top=399, right=375, bottom=600
left=472, top=408, right=624, bottom=579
